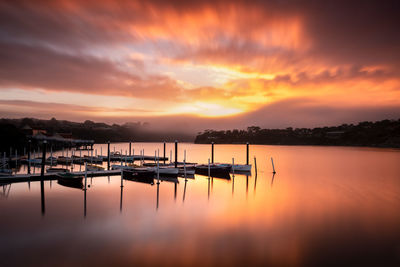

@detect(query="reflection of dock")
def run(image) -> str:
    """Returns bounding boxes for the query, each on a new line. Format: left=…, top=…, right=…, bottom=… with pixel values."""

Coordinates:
left=0, top=170, right=121, bottom=184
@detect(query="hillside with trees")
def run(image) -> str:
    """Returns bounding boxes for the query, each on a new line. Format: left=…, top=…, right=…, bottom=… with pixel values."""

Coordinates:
left=195, top=119, right=400, bottom=148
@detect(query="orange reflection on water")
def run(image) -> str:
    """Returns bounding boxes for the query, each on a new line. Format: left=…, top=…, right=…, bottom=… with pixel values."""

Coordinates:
left=1, top=143, right=400, bottom=266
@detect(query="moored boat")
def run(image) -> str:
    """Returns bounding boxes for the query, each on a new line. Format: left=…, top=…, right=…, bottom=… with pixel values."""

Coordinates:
left=217, top=164, right=252, bottom=172
left=47, top=167, right=70, bottom=173
left=195, top=164, right=231, bottom=179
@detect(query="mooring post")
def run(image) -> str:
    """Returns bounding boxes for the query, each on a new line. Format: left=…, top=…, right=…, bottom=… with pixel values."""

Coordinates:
left=107, top=141, right=110, bottom=170
left=174, top=140, right=178, bottom=168
left=208, top=158, right=211, bottom=179
left=84, top=162, right=87, bottom=190
left=271, top=157, right=276, bottom=174
left=170, top=150, right=172, bottom=164
left=184, top=159, right=187, bottom=181
left=28, top=140, right=31, bottom=174
left=40, top=141, right=47, bottom=179
left=129, top=142, right=131, bottom=156
left=15, top=149, right=17, bottom=170
left=232, top=158, right=235, bottom=176
left=50, top=146, right=53, bottom=166
left=163, top=142, right=166, bottom=164
left=120, top=160, right=123, bottom=187
left=211, top=142, right=214, bottom=164
left=254, top=157, right=257, bottom=176
left=100, top=147, right=102, bottom=157
left=156, top=152, right=160, bottom=185
left=246, top=142, right=249, bottom=165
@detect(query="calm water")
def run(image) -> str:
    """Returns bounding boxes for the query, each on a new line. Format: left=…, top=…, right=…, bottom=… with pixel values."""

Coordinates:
left=1, top=143, right=400, bottom=266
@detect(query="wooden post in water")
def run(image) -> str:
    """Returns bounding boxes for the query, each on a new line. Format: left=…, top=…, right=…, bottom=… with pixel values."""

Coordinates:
left=174, top=140, right=178, bottom=168
left=28, top=140, right=31, bottom=174
left=208, top=158, right=211, bottom=179
left=211, top=142, right=214, bottom=164
left=271, top=157, right=276, bottom=174
left=156, top=151, right=160, bottom=185
left=40, top=141, right=47, bottom=179
left=254, top=157, right=257, bottom=176
left=129, top=142, right=131, bottom=156
left=120, top=160, right=123, bottom=188
left=246, top=142, right=249, bottom=165
left=232, top=158, right=235, bottom=176
left=15, top=149, right=17, bottom=170
left=84, top=162, right=87, bottom=190
left=107, top=141, right=110, bottom=170
left=163, top=142, right=166, bottom=164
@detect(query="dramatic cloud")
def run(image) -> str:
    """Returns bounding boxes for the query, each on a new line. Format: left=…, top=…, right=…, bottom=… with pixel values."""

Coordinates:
left=0, top=0, right=399, bottom=128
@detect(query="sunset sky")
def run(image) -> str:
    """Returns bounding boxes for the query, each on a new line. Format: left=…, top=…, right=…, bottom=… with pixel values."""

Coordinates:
left=0, top=0, right=399, bottom=131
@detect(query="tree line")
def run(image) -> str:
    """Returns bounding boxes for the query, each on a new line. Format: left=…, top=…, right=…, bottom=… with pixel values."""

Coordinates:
left=195, top=119, right=400, bottom=148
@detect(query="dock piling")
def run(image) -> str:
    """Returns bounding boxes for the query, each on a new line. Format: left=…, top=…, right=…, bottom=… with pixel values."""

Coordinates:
left=120, top=160, right=123, bottom=187
left=246, top=142, right=249, bottom=165
left=28, top=140, right=31, bottom=174
left=211, top=142, right=214, bottom=164
left=232, top=158, right=235, bottom=176
left=254, top=157, right=257, bottom=176
left=40, top=141, right=47, bottom=179
left=174, top=140, right=178, bottom=168
left=271, top=157, right=276, bottom=174
left=163, top=142, right=166, bottom=164
left=208, top=158, right=211, bottom=179
left=84, top=162, right=87, bottom=190
left=129, top=142, right=131, bottom=156
left=107, top=141, right=110, bottom=170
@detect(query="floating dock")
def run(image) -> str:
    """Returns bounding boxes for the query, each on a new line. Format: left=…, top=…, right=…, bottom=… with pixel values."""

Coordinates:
left=0, top=170, right=121, bottom=184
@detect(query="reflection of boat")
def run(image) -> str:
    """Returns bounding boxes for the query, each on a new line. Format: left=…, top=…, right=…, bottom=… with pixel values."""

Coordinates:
left=195, top=165, right=231, bottom=179
left=159, top=176, right=179, bottom=183
left=123, top=168, right=155, bottom=179
left=86, top=164, right=104, bottom=171
left=47, top=167, right=70, bottom=173
left=57, top=179, right=84, bottom=189
left=56, top=172, right=84, bottom=188
left=123, top=172, right=154, bottom=185
left=217, top=164, right=252, bottom=172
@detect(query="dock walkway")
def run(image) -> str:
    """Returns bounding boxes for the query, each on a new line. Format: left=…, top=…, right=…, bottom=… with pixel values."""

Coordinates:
left=0, top=170, right=121, bottom=184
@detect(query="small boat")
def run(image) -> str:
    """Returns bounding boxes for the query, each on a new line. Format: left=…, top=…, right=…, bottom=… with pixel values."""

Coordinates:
left=178, top=167, right=195, bottom=175
left=56, top=172, right=84, bottom=188
left=149, top=166, right=179, bottom=177
left=217, top=164, right=252, bottom=172
left=111, top=164, right=132, bottom=170
left=195, top=164, right=231, bottom=179
left=47, top=167, right=70, bottom=173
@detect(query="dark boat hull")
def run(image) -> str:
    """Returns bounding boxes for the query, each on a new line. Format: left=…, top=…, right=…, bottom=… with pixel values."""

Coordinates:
left=195, top=166, right=231, bottom=179
left=123, top=169, right=155, bottom=180
left=57, top=179, right=84, bottom=189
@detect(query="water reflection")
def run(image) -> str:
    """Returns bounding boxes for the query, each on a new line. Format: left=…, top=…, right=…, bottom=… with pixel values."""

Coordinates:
left=1, top=143, right=400, bottom=267
left=182, top=179, right=187, bottom=203
left=83, top=187, right=87, bottom=218
left=271, top=173, right=276, bottom=187
left=119, top=185, right=123, bottom=213
left=40, top=180, right=45, bottom=215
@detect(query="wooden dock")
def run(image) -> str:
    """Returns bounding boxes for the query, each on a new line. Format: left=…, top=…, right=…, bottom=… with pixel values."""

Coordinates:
left=0, top=170, right=121, bottom=184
